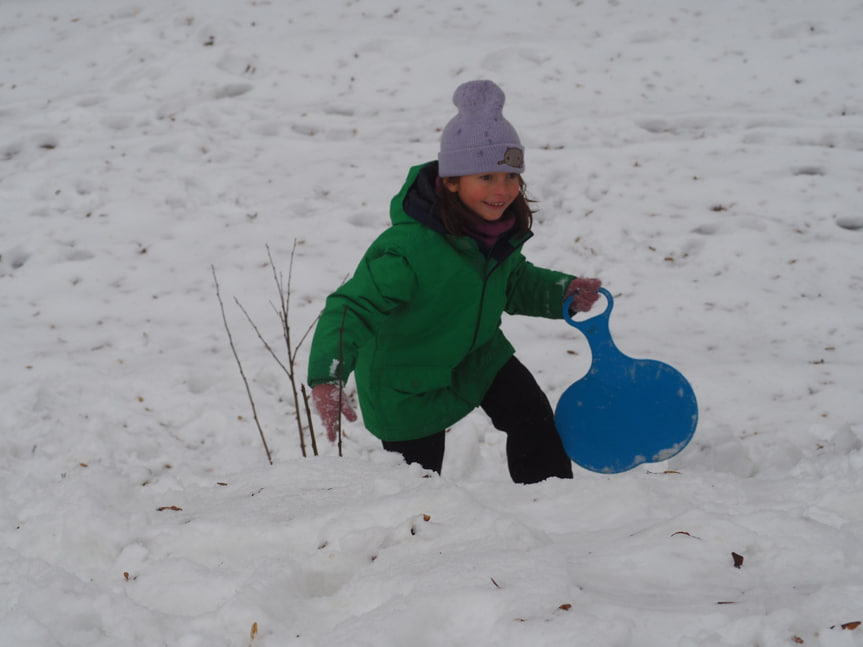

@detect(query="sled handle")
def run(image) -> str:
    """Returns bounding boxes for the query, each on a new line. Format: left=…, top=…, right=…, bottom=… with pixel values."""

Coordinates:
left=562, top=287, right=614, bottom=331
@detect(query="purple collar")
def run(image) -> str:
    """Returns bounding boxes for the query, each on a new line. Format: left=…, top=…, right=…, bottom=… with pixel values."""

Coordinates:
left=463, top=211, right=516, bottom=251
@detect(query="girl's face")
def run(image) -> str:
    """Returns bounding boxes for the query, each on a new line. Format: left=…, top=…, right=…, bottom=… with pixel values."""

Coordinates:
left=443, top=172, right=521, bottom=221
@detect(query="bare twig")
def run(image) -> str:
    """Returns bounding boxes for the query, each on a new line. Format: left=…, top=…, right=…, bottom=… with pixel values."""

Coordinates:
left=268, top=243, right=321, bottom=358
left=212, top=266, right=273, bottom=465
left=235, top=294, right=315, bottom=456
left=267, top=243, right=310, bottom=457
left=338, top=305, right=348, bottom=457
left=215, top=244, right=334, bottom=461
left=301, top=384, right=318, bottom=456
left=235, top=299, right=290, bottom=375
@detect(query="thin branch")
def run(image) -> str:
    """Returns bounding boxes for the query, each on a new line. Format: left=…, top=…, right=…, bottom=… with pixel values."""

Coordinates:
left=286, top=239, right=296, bottom=321
left=268, top=301, right=321, bottom=365
left=267, top=243, right=309, bottom=457
left=235, top=299, right=290, bottom=376
left=301, top=384, right=318, bottom=457
left=266, top=243, right=321, bottom=358
left=223, top=245, right=335, bottom=460
left=212, top=266, right=272, bottom=465
left=293, top=311, right=321, bottom=357
left=338, top=305, right=348, bottom=457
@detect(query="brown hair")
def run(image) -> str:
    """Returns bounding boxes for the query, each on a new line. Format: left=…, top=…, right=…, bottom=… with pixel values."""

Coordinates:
left=435, top=176, right=535, bottom=238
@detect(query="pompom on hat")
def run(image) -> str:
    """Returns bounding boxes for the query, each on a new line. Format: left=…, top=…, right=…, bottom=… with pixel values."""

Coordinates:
left=438, top=80, right=525, bottom=177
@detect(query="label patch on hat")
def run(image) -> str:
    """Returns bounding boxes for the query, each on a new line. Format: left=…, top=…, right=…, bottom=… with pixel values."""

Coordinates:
left=497, top=147, right=524, bottom=168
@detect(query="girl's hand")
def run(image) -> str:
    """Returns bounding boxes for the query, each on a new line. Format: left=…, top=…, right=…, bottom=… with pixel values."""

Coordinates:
left=564, top=277, right=602, bottom=313
left=311, top=382, right=358, bottom=442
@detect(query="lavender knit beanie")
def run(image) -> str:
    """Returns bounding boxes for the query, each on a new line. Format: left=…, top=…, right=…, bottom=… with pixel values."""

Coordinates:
left=438, top=80, right=525, bottom=177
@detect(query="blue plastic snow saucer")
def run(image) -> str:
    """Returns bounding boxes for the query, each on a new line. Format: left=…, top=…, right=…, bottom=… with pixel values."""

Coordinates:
left=555, top=288, right=698, bottom=474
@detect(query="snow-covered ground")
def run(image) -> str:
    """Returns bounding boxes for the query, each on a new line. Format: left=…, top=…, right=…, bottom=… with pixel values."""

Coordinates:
left=2, top=1, right=862, bottom=645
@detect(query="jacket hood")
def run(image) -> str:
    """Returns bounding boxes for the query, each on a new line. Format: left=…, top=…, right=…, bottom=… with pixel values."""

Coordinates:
left=395, top=161, right=448, bottom=234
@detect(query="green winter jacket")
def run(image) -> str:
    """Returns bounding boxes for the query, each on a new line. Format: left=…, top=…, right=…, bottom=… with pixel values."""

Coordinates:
left=307, top=162, right=575, bottom=441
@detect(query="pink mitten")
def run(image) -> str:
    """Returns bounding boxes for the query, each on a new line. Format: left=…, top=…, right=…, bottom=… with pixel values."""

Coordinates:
left=564, top=277, right=602, bottom=313
left=311, top=383, right=357, bottom=442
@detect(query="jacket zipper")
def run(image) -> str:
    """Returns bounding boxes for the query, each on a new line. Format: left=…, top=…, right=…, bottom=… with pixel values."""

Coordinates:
left=468, top=254, right=503, bottom=351
left=467, top=231, right=532, bottom=351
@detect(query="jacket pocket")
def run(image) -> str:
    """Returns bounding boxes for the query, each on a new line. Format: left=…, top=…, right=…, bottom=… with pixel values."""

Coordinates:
left=381, top=365, right=453, bottom=395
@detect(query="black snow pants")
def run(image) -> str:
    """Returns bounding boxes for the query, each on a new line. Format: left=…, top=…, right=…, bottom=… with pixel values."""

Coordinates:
left=382, top=356, right=573, bottom=484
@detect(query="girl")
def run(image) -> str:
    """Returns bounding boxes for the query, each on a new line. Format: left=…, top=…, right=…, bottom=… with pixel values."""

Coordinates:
left=307, top=80, right=601, bottom=483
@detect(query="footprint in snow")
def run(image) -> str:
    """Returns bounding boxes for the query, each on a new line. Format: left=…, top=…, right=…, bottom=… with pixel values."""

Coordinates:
left=3, top=248, right=31, bottom=270
left=212, top=83, right=253, bottom=99
left=836, top=216, right=863, bottom=231
left=792, top=166, right=825, bottom=177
